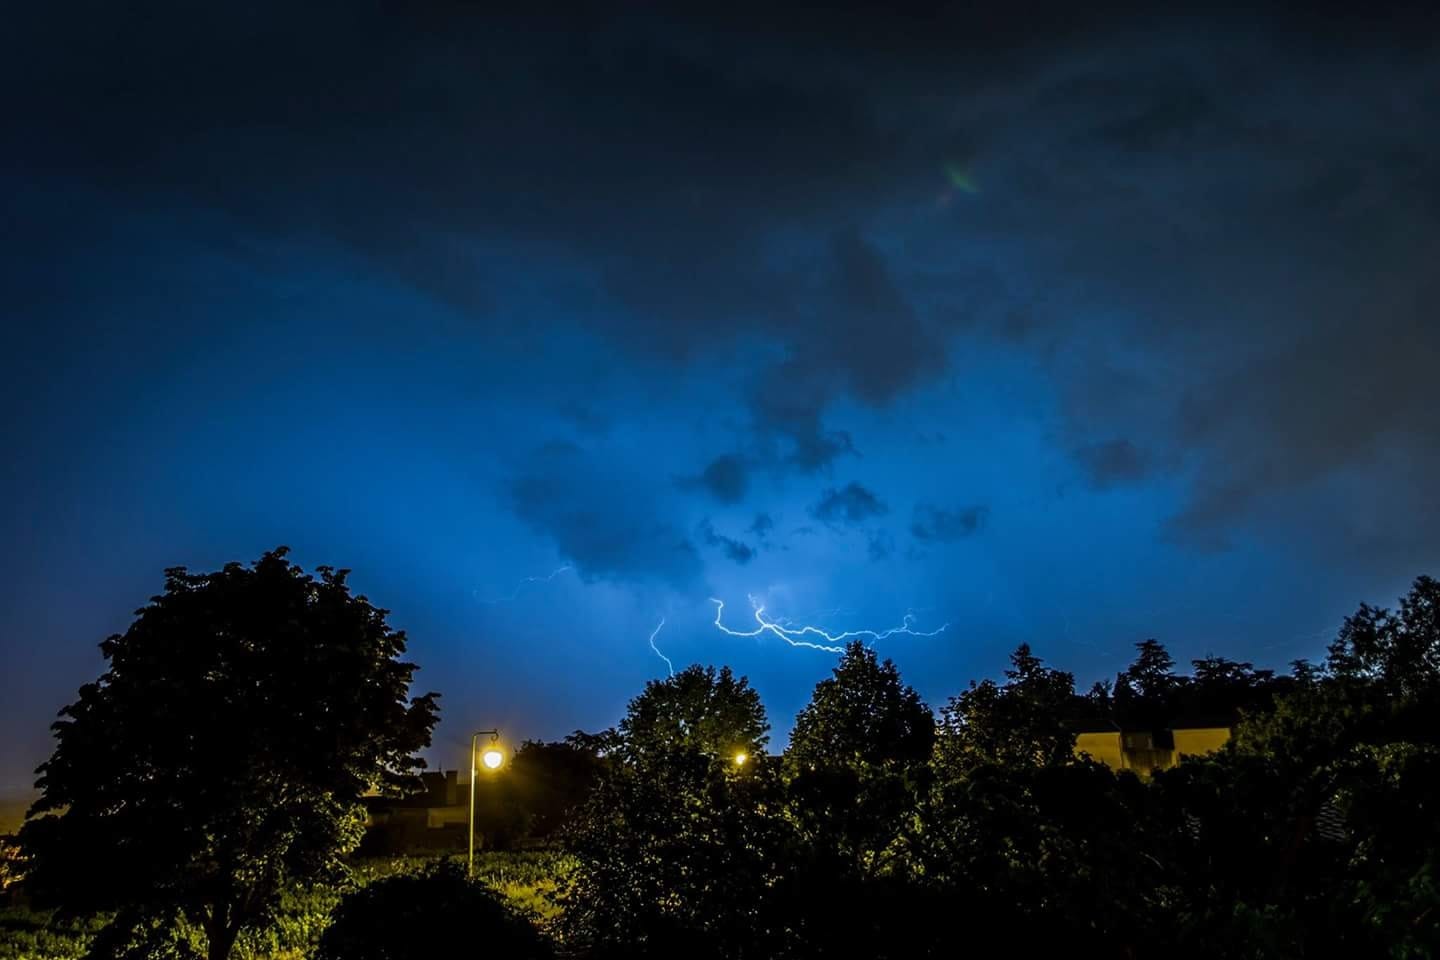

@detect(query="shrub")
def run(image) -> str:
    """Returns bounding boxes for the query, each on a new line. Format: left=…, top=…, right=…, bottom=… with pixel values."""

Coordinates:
left=315, top=860, right=549, bottom=960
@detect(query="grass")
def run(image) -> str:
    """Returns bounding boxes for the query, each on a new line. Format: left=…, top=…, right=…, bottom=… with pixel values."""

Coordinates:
left=0, top=850, right=571, bottom=960
left=0, top=906, right=104, bottom=960
left=469, top=849, right=574, bottom=924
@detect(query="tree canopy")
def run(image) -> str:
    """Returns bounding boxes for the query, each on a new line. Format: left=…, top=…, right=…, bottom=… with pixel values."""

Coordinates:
left=616, top=664, right=768, bottom=766
left=561, top=663, right=782, bottom=958
left=13, top=554, right=1440, bottom=958
left=936, top=642, right=1078, bottom=773
left=19, top=548, right=439, bottom=960
left=786, top=641, right=933, bottom=773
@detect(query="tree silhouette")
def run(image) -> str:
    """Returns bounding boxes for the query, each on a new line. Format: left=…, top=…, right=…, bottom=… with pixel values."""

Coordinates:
left=1180, top=655, right=1285, bottom=725
left=503, top=735, right=607, bottom=840
left=19, top=549, right=439, bottom=960
left=616, top=664, right=768, bottom=764
left=913, top=758, right=1168, bottom=955
left=784, top=642, right=933, bottom=890
left=1326, top=575, right=1440, bottom=699
left=936, top=642, right=1077, bottom=774
left=787, top=641, right=933, bottom=774
left=1113, top=638, right=1181, bottom=730
left=1201, top=576, right=1440, bottom=954
left=560, top=664, right=783, bottom=959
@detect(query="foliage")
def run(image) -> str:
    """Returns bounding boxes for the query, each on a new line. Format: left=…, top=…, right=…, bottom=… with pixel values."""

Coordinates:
left=503, top=736, right=608, bottom=840
left=19, top=549, right=439, bottom=960
left=0, top=838, right=21, bottom=894
left=0, top=852, right=567, bottom=960
left=560, top=665, right=782, bottom=958
left=1326, top=575, right=1440, bottom=697
left=16, top=554, right=1440, bottom=959
left=912, top=758, right=1168, bottom=955
left=468, top=851, right=573, bottom=925
left=0, top=906, right=106, bottom=960
left=562, top=749, right=787, bottom=959
left=615, top=664, right=768, bottom=763
left=1113, top=637, right=1180, bottom=730
left=315, top=860, right=550, bottom=960
left=783, top=642, right=934, bottom=880
left=786, top=642, right=933, bottom=774
left=936, top=643, right=1077, bottom=774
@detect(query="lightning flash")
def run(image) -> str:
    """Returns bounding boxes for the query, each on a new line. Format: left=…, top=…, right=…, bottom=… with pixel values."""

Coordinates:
left=648, top=617, right=675, bottom=678
left=710, top=596, right=948, bottom=653
left=476, top=564, right=573, bottom=605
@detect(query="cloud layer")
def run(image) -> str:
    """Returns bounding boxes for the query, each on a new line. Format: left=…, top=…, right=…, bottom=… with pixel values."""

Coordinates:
left=4, top=1, right=1440, bottom=789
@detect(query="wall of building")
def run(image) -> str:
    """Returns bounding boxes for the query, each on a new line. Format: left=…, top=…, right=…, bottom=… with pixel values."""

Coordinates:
left=1172, top=727, right=1231, bottom=759
left=1074, top=727, right=1231, bottom=775
left=1075, top=732, right=1126, bottom=770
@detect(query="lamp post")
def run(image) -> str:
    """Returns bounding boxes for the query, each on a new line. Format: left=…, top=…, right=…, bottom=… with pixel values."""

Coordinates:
left=468, top=729, right=505, bottom=878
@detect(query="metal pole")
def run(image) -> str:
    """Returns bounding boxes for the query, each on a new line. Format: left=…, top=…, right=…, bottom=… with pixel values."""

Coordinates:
left=468, top=732, right=477, bottom=878
left=467, top=728, right=499, bottom=879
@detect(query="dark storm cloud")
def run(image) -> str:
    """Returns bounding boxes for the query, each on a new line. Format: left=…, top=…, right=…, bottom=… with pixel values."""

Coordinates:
left=1074, top=440, right=1149, bottom=489
left=812, top=483, right=889, bottom=528
left=692, top=454, right=749, bottom=505
left=699, top=521, right=756, bottom=566
left=911, top=504, right=989, bottom=542
left=8, top=0, right=1440, bottom=566
left=511, top=443, right=701, bottom=586
left=867, top=530, right=896, bottom=562
left=1168, top=309, right=1440, bottom=546
left=9, top=0, right=1440, bottom=810
left=923, top=12, right=1440, bottom=550
left=745, top=231, right=946, bottom=468
left=749, top=513, right=774, bottom=539
left=6, top=2, right=968, bottom=479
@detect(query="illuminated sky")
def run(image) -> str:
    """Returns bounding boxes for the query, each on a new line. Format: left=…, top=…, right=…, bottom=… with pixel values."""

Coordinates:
left=3, top=2, right=1438, bottom=788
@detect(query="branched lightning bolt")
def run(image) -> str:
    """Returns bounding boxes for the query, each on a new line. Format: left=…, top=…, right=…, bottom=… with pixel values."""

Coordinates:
left=771, top=606, right=857, bottom=630
left=476, top=564, right=573, bottom=605
left=710, top=596, right=948, bottom=653
left=648, top=617, right=674, bottom=678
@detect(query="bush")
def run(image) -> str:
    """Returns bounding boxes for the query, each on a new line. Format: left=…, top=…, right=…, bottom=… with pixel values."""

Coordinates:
left=315, top=860, right=550, bottom=960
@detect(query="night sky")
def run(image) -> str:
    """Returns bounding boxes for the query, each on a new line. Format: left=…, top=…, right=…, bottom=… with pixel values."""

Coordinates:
left=4, top=2, right=1438, bottom=792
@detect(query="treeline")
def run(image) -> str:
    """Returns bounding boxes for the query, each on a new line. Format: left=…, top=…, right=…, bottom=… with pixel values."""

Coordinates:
left=7, top=550, right=1439, bottom=959
left=457, top=634, right=1303, bottom=851
left=467, top=637, right=1301, bottom=852
left=543, top=577, right=1440, bottom=958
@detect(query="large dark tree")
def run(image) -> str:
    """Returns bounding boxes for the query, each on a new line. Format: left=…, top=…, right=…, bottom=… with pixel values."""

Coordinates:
left=1178, top=655, right=1288, bottom=726
left=935, top=643, right=1077, bottom=775
left=19, top=549, right=439, bottom=960
left=1113, top=638, right=1182, bottom=730
left=560, top=665, right=782, bottom=959
left=787, top=641, right=933, bottom=774
left=912, top=758, right=1169, bottom=956
left=1326, top=575, right=1440, bottom=700
left=615, top=664, right=768, bottom=764
left=783, top=642, right=933, bottom=894
left=1206, top=577, right=1440, bottom=955
left=502, top=734, right=607, bottom=840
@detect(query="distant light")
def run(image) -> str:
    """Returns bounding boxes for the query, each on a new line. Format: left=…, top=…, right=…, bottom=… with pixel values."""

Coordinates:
left=481, top=746, right=505, bottom=770
left=734, top=752, right=749, bottom=766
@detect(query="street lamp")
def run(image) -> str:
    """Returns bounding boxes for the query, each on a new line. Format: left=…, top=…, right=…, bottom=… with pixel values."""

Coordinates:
left=469, top=729, right=504, bottom=877
left=733, top=751, right=749, bottom=767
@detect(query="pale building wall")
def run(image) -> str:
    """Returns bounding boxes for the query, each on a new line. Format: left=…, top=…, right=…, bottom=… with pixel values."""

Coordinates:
left=1172, top=727, right=1231, bottom=759
left=1075, top=727, right=1231, bottom=775
left=1075, top=731, right=1125, bottom=769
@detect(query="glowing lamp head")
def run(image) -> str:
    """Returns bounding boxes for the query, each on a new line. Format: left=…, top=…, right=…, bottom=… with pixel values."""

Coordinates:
left=481, top=746, right=505, bottom=771
left=733, top=751, right=749, bottom=767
